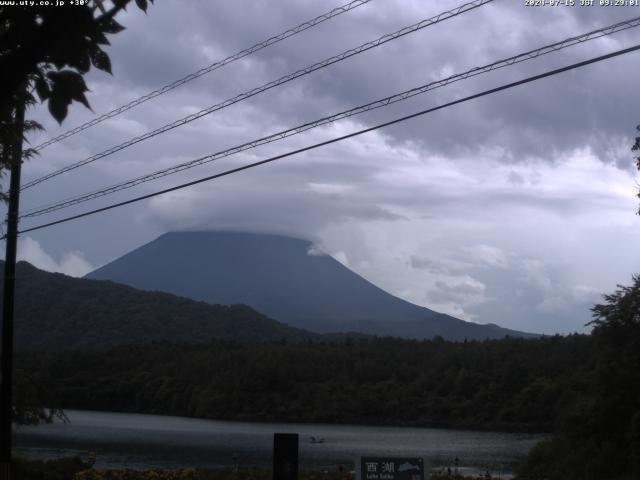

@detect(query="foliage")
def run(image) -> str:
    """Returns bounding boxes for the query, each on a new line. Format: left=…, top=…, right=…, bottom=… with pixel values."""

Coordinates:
left=13, top=457, right=485, bottom=480
left=74, top=469, right=267, bottom=480
left=518, top=436, right=586, bottom=480
left=0, top=94, right=42, bottom=201
left=0, top=0, right=152, bottom=123
left=12, top=366, right=66, bottom=426
left=19, top=334, right=594, bottom=432
left=519, top=276, right=640, bottom=480
left=72, top=467, right=481, bottom=480
left=13, top=459, right=485, bottom=480
left=1, top=0, right=153, bottom=421
left=15, top=459, right=349, bottom=480
left=0, top=0, right=153, bottom=201
left=13, top=456, right=90, bottom=480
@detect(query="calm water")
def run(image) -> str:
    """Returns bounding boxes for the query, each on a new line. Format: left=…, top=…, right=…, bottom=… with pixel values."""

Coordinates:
left=15, top=410, right=543, bottom=475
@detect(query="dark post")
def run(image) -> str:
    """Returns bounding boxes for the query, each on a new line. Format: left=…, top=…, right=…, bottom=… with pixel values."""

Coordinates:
left=0, top=98, right=25, bottom=480
left=273, top=433, right=298, bottom=480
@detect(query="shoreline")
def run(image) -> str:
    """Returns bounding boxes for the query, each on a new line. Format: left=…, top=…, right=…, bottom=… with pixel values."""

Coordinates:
left=14, top=410, right=541, bottom=477
left=27, top=407, right=550, bottom=435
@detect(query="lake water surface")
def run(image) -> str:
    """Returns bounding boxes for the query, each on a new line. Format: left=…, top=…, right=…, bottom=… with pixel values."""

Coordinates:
left=15, top=410, right=543, bottom=476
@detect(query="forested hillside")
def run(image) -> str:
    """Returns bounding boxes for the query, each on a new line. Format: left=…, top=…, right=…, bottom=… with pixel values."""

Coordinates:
left=1, top=261, right=311, bottom=351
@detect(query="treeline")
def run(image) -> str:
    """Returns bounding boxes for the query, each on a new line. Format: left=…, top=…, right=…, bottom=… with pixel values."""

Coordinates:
left=18, top=334, right=593, bottom=433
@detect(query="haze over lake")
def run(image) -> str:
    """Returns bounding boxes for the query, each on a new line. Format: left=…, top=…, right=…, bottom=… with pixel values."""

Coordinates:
left=15, top=410, right=543, bottom=475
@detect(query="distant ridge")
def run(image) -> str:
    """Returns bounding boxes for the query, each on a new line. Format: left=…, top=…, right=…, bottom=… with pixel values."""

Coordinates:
left=1, top=260, right=311, bottom=351
left=86, top=231, right=534, bottom=340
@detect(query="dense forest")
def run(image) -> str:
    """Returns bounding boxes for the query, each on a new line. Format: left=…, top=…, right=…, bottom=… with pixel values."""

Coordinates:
left=19, top=334, right=593, bottom=432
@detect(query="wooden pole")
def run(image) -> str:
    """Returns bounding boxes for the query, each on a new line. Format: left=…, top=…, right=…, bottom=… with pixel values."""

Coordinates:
left=0, top=97, right=25, bottom=480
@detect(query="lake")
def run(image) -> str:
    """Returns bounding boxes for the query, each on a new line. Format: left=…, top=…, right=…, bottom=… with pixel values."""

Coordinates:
left=14, top=410, right=543, bottom=476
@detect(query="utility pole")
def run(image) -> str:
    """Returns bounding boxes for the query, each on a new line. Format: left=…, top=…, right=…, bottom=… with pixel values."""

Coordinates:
left=0, top=97, right=25, bottom=480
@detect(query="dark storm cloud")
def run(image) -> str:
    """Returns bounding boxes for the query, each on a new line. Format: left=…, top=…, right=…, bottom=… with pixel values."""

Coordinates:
left=38, top=0, right=639, bottom=178
left=11, top=0, right=640, bottom=334
left=137, top=0, right=640, bottom=166
left=145, top=178, right=405, bottom=241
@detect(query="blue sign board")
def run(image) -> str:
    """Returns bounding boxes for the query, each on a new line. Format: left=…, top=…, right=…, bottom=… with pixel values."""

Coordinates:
left=359, top=457, right=425, bottom=480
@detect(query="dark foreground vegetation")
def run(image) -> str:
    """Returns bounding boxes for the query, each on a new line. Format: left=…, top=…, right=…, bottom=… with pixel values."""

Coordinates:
left=14, top=457, right=89, bottom=480
left=518, top=277, right=640, bottom=480
left=12, top=457, right=486, bottom=480
left=14, top=278, right=640, bottom=479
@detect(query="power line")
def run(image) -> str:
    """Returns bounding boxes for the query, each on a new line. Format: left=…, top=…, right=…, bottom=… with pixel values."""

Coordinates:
left=20, top=15, right=640, bottom=219
left=21, top=0, right=494, bottom=191
left=31, top=0, right=373, bottom=152
left=14, top=43, right=640, bottom=238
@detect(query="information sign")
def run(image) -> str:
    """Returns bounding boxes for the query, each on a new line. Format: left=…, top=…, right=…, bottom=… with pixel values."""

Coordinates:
left=358, top=457, right=425, bottom=480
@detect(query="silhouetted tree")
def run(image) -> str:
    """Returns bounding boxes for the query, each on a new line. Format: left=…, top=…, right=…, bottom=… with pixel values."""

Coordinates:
left=0, top=0, right=153, bottom=425
left=0, top=0, right=153, bottom=193
left=0, top=0, right=153, bottom=121
left=587, top=276, right=640, bottom=479
left=521, top=277, right=640, bottom=480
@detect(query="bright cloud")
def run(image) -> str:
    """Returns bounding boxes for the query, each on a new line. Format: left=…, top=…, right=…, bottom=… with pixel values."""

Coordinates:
left=16, top=237, right=95, bottom=278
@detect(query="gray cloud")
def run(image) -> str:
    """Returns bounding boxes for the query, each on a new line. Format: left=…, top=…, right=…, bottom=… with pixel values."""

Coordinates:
left=7, top=0, right=640, bottom=334
left=426, top=278, right=487, bottom=306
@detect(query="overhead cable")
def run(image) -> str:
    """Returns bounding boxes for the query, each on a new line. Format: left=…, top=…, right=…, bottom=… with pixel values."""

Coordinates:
left=14, top=43, right=640, bottom=237
left=31, top=0, right=374, bottom=152
left=20, top=14, right=640, bottom=219
left=21, top=0, right=494, bottom=190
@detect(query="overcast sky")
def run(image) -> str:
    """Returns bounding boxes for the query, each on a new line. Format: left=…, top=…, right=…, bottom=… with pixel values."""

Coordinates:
left=4, top=0, right=640, bottom=334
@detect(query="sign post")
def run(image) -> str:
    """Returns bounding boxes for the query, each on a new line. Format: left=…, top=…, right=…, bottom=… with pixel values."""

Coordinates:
left=273, top=433, right=298, bottom=480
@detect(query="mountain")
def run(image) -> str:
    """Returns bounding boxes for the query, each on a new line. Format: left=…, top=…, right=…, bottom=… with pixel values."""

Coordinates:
left=86, top=231, right=533, bottom=340
left=1, top=260, right=311, bottom=351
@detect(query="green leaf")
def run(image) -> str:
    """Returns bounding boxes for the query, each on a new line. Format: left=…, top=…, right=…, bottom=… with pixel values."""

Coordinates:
left=47, top=70, right=92, bottom=116
left=135, top=0, right=147, bottom=12
left=92, top=30, right=111, bottom=46
left=90, top=47, right=111, bottom=74
left=69, top=48, right=91, bottom=74
left=23, top=120, right=44, bottom=133
left=77, top=52, right=91, bottom=74
left=73, top=91, right=91, bottom=110
left=101, top=18, right=125, bottom=34
left=47, top=70, right=89, bottom=95
left=48, top=95, right=68, bottom=124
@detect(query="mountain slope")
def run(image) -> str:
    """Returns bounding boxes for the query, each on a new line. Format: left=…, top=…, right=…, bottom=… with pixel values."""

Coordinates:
left=1, top=260, right=311, bottom=351
left=86, top=231, right=533, bottom=340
